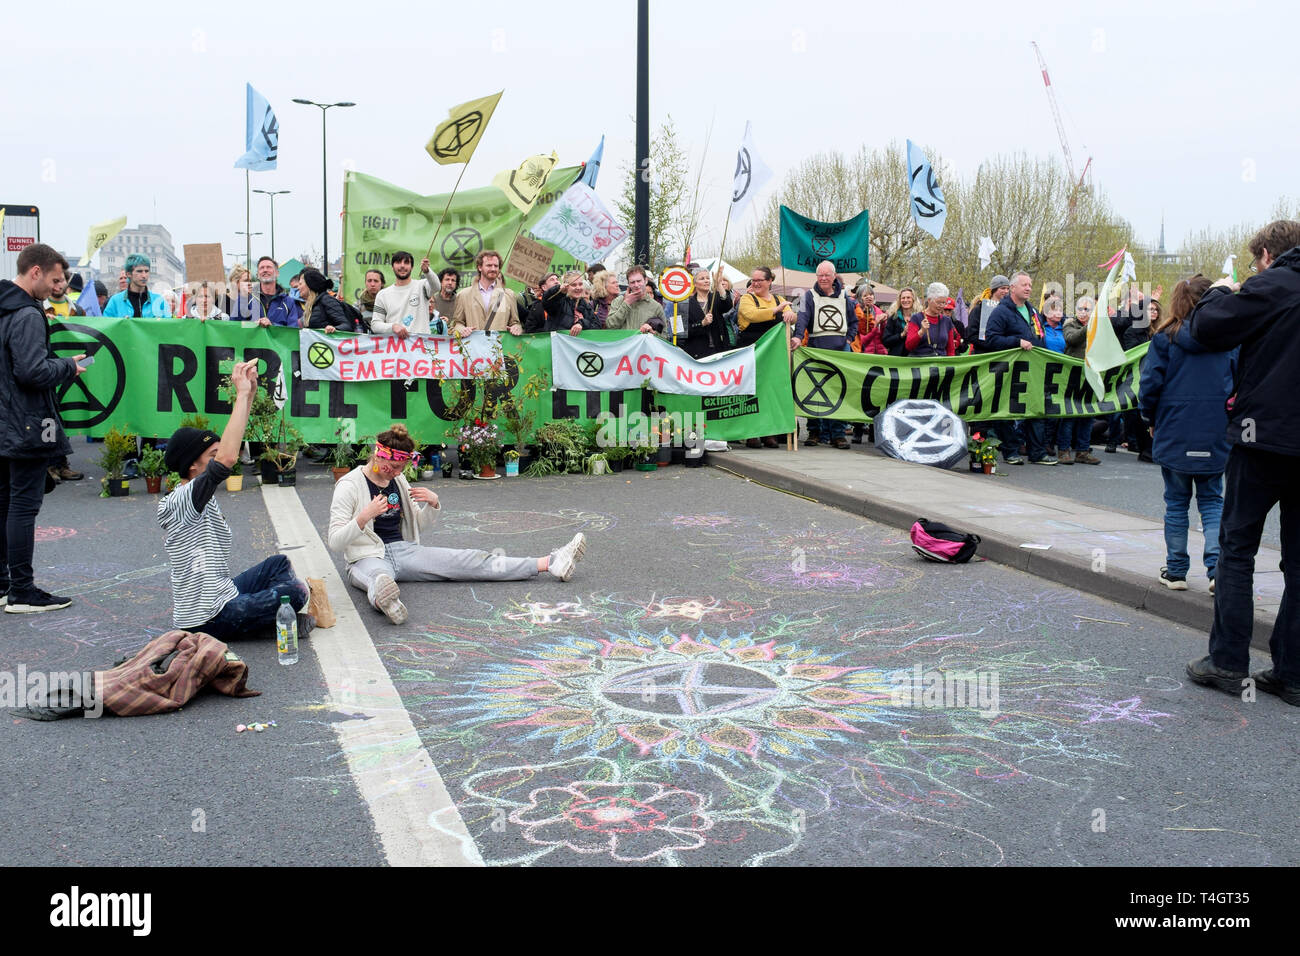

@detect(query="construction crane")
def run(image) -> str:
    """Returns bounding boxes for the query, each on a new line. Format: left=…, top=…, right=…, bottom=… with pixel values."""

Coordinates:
left=1031, top=41, right=1092, bottom=216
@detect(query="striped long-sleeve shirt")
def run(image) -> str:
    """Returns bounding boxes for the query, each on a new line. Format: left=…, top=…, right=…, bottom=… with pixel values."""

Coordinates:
left=157, top=459, right=238, bottom=628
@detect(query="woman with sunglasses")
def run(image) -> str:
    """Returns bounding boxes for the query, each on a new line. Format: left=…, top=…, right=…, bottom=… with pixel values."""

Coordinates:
left=328, top=423, right=587, bottom=624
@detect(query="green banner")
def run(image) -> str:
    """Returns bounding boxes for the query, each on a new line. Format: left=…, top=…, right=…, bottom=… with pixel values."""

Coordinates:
left=790, top=344, right=1149, bottom=422
left=51, top=319, right=795, bottom=443
left=343, top=165, right=583, bottom=303
left=778, top=206, right=870, bottom=273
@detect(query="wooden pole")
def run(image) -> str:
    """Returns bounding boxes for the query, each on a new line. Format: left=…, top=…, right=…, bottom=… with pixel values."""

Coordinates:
left=423, top=161, right=471, bottom=264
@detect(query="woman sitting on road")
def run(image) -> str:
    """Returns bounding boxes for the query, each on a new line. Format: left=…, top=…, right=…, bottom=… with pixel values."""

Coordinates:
left=327, top=424, right=588, bottom=624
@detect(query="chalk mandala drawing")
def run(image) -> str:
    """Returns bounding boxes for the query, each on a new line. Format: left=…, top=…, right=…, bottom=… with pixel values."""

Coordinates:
left=729, top=552, right=922, bottom=595
left=670, top=514, right=735, bottom=529
left=436, top=508, right=617, bottom=535
left=382, top=596, right=1172, bottom=866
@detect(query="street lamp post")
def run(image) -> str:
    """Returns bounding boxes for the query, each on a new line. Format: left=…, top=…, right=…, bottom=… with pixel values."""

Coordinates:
left=252, top=189, right=291, bottom=262
left=292, top=98, right=355, bottom=281
left=235, top=232, right=263, bottom=269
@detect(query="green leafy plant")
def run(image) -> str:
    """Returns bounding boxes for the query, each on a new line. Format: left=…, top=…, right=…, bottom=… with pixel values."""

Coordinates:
left=230, top=459, right=243, bottom=476
left=165, top=471, right=182, bottom=492
left=504, top=449, right=520, bottom=462
left=353, top=435, right=376, bottom=466
left=96, top=425, right=137, bottom=479
left=528, top=418, right=592, bottom=475
left=138, top=445, right=167, bottom=478
left=179, top=412, right=211, bottom=431
left=583, top=452, right=609, bottom=475
left=333, top=418, right=359, bottom=468
left=969, top=431, right=1000, bottom=465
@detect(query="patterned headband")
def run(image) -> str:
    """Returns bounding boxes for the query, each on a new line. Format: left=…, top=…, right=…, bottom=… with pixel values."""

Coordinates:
left=374, top=443, right=420, bottom=466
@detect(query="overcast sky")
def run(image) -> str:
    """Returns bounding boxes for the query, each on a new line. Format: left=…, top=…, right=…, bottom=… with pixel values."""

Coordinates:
left=3, top=0, right=1293, bottom=271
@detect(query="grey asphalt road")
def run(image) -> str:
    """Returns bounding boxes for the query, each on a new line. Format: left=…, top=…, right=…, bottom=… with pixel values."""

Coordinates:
left=3, top=456, right=1296, bottom=867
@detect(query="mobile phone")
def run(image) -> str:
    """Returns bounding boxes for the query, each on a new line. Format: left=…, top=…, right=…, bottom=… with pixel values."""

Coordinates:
left=77, top=355, right=94, bottom=369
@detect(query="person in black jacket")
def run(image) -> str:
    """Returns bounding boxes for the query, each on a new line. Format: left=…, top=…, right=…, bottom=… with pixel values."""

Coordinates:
left=676, top=268, right=732, bottom=359
left=881, top=287, right=915, bottom=356
left=1185, top=220, right=1300, bottom=706
left=982, top=271, right=1050, bottom=465
left=300, top=268, right=355, bottom=333
left=528, top=271, right=595, bottom=335
left=0, top=244, right=85, bottom=613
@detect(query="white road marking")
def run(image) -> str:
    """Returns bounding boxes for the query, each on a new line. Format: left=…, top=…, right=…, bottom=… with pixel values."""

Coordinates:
left=259, top=484, right=483, bottom=867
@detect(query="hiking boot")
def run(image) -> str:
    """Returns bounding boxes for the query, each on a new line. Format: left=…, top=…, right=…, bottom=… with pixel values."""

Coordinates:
left=1104, top=444, right=1117, bottom=453
left=803, top=436, right=821, bottom=447
left=1046, top=445, right=1058, bottom=457
left=745, top=438, right=762, bottom=449
left=549, top=533, right=587, bottom=582
left=1186, top=655, right=1248, bottom=695
left=5, top=588, right=73, bottom=613
left=1251, top=669, right=1300, bottom=706
left=1159, top=568, right=1188, bottom=590
left=46, top=467, right=62, bottom=486
left=1057, top=450, right=1074, bottom=464
left=55, top=466, right=84, bottom=480
left=831, top=437, right=851, bottom=450
left=371, top=574, right=408, bottom=625
left=1075, top=451, right=1102, bottom=465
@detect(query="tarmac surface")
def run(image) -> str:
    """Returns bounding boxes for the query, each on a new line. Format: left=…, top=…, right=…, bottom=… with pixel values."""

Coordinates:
left=1, top=456, right=1296, bottom=866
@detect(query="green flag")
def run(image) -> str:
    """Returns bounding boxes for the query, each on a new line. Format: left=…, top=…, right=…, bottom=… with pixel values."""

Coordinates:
left=342, top=165, right=583, bottom=302
left=778, top=206, right=870, bottom=273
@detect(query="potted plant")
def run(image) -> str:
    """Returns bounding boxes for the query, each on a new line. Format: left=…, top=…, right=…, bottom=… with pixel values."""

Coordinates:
left=255, top=406, right=306, bottom=486
left=584, top=452, right=609, bottom=476
left=969, top=432, right=1000, bottom=475
left=97, top=424, right=136, bottom=497
left=139, top=445, right=167, bottom=493
left=504, top=449, right=520, bottom=477
left=226, top=459, right=244, bottom=492
left=602, top=445, right=632, bottom=473
left=457, top=418, right=503, bottom=478
left=165, top=471, right=182, bottom=493
left=331, top=419, right=357, bottom=482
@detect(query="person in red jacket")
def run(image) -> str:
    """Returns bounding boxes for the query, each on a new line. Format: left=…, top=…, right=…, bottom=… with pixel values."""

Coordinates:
left=904, top=282, right=960, bottom=356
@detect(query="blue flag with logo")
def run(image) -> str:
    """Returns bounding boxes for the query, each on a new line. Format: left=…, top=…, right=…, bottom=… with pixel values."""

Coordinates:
left=76, top=279, right=100, bottom=317
left=906, top=139, right=946, bottom=240
left=580, top=135, right=604, bottom=188
left=234, top=83, right=278, bottom=171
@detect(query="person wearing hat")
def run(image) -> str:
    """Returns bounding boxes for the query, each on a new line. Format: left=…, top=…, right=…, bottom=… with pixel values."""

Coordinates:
left=965, top=275, right=1011, bottom=353
left=300, top=267, right=355, bottom=333
left=103, top=254, right=172, bottom=318
left=157, top=359, right=312, bottom=640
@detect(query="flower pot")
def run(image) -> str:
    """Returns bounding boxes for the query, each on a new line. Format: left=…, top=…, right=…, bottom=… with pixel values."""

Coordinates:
left=259, top=460, right=278, bottom=484
left=608, top=458, right=625, bottom=473
left=591, top=459, right=608, bottom=476
left=332, top=467, right=350, bottom=482
left=505, top=460, right=520, bottom=477
left=670, top=446, right=686, bottom=465
left=442, top=462, right=454, bottom=478
left=656, top=445, right=672, bottom=466
left=478, top=464, right=497, bottom=479
left=107, top=478, right=130, bottom=497
left=278, top=470, right=297, bottom=487
left=225, top=474, right=244, bottom=492
left=145, top=475, right=162, bottom=494
left=982, top=463, right=994, bottom=475
left=420, top=468, right=435, bottom=481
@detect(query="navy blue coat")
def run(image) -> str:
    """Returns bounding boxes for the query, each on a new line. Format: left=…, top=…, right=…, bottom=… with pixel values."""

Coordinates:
left=982, top=295, right=1044, bottom=351
left=1139, top=324, right=1236, bottom=474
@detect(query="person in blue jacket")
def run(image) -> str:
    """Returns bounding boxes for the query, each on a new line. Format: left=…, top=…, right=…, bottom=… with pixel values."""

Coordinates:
left=1139, top=275, right=1236, bottom=592
left=983, top=271, right=1052, bottom=464
left=102, top=254, right=172, bottom=318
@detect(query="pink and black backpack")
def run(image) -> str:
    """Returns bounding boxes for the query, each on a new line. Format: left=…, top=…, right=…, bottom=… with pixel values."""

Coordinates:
left=910, top=519, right=981, bottom=564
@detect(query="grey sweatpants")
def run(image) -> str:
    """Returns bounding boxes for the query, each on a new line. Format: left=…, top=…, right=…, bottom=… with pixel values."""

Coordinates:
left=347, top=539, right=538, bottom=604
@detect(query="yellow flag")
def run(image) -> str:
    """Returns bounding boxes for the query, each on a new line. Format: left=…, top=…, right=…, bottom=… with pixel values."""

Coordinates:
left=80, top=214, right=127, bottom=266
left=491, top=151, right=558, bottom=214
left=425, top=91, right=502, bottom=166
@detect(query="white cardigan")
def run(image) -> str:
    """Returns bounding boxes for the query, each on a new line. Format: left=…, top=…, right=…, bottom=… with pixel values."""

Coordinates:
left=327, top=465, right=440, bottom=564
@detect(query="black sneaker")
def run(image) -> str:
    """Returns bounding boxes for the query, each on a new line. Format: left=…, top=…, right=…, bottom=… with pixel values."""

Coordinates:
left=1159, top=568, right=1188, bottom=590
left=1104, top=444, right=1117, bottom=453
left=5, top=588, right=73, bottom=613
left=1186, top=655, right=1248, bottom=695
left=1251, top=669, right=1300, bottom=706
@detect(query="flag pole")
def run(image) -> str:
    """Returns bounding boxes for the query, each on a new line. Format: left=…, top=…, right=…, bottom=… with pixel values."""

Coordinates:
left=245, top=170, right=252, bottom=270
left=424, top=162, right=471, bottom=264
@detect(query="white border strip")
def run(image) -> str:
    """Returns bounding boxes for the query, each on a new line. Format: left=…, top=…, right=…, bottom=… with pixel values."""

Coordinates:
left=260, top=483, right=483, bottom=867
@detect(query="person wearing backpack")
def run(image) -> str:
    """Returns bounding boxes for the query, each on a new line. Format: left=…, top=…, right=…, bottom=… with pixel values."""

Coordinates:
left=1139, top=275, right=1235, bottom=592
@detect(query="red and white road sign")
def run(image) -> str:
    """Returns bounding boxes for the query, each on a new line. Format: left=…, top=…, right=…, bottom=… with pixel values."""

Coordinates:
left=658, top=266, right=694, bottom=303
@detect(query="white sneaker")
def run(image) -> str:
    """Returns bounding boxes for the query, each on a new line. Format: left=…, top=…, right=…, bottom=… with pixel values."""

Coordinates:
left=371, top=573, right=408, bottom=624
left=549, top=533, right=587, bottom=582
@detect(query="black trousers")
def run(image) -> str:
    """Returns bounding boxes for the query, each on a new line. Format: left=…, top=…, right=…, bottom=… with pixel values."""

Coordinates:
left=1209, top=445, right=1300, bottom=681
left=0, top=456, right=52, bottom=595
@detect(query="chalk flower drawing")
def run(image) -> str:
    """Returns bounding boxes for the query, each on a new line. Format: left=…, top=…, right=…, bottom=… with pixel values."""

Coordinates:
left=511, top=780, right=713, bottom=862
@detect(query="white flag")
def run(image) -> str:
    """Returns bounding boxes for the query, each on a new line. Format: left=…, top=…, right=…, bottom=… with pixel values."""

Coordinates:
left=730, top=121, right=773, bottom=220
left=977, top=236, right=997, bottom=270
left=1121, top=251, right=1137, bottom=283
left=1221, top=254, right=1236, bottom=278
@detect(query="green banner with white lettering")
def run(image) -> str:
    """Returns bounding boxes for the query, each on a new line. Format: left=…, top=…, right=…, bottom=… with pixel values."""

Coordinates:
left=51, top=318, right=796, bottom=443
left=778, top=206, right=870, bottom=273
left=790, top=344, right=1148, bottom=422
left=342, top=165, right=583, bottom=303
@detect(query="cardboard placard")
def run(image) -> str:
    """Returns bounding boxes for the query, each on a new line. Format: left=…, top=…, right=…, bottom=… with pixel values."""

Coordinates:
left=184, top=243, right=225, bottom=284
left=504, top=234, right=553, bottom=288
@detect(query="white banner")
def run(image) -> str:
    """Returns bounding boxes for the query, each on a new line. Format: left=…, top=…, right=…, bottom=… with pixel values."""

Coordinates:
left=551, top=334, right=756, bottom=396
left=299, top=329, right=502, bottom=382
left=530, top=182, right=628, bottom=264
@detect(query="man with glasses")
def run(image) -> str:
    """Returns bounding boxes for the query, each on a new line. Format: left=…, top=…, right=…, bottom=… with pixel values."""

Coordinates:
left=1185, top=219, right=1300, bottom=706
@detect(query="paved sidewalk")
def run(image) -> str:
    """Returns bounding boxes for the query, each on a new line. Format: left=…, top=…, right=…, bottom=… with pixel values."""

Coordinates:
left=712, top=444, right=1282, bottom=647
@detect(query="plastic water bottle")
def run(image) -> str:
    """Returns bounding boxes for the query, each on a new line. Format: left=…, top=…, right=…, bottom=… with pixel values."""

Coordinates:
left=276, top=596, right=298, bottom=666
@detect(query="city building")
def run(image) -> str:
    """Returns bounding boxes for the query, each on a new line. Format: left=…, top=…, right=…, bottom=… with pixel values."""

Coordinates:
left=98, top=223, right=185, bottom=291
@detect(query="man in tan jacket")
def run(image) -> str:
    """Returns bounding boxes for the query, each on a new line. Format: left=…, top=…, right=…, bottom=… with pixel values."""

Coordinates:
left=452, top=249, right=523, bottom=334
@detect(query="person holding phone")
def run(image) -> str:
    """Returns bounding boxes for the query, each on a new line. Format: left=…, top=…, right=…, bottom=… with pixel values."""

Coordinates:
left=0, top=244, right=87, bottom=613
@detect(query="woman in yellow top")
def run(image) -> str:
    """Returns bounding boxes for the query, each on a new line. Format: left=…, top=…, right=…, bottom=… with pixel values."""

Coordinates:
left=736, top=266, right=798, bottom=448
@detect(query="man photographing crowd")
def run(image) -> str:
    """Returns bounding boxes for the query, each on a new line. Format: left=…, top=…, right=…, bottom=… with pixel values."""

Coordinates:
left=0, top=244, right=87, bottom=613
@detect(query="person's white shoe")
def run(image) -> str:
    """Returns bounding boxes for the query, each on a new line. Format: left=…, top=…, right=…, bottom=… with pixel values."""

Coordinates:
left=549, top=533, right=587, bottom=582
left=371, top=573, right=408, bottom=624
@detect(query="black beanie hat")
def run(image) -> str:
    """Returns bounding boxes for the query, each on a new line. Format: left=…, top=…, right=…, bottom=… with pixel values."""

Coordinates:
left=68, top=274, right=85, bottom=293
left=301, top=268, right=332, bottom=295
left=164, top=427, right=220, bottom=476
